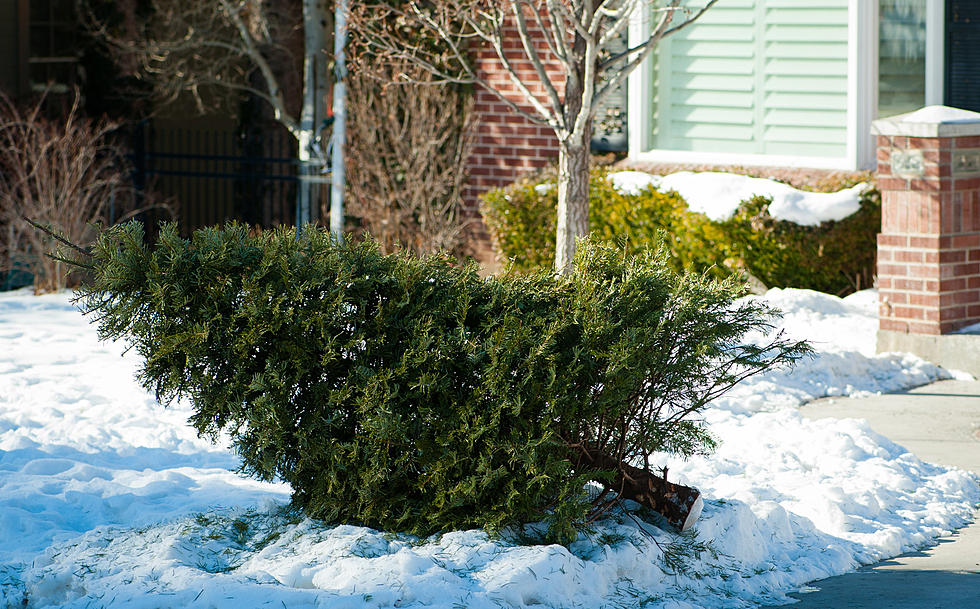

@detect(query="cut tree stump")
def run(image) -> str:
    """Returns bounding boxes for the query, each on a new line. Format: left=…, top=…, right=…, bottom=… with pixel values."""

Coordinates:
left=574, top=444, right=703, bottom=531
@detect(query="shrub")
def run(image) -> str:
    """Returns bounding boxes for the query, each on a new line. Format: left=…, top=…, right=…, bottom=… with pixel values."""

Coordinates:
left=0, top=90, right=170, bottom=294
left=481, top=168, right=880, bottom=295
left=716, top=189, right=881, bottom=295
left=345, top=60, right=473, bottom=257
left=75, top=222, right=807, bottom=542
left=481, top=168, right=729, bottom=277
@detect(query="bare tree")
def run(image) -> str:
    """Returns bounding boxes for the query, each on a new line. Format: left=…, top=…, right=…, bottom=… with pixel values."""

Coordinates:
left=0, top=91, right=171, bottom=293
left=79, top=0, right=333, bottom=225
left=353, top=0, right=716, bottom=274
left=345, top=60, right=473, bottom=257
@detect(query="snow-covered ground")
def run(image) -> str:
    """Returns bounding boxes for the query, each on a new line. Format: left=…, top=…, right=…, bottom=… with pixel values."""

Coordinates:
left=1, top=287, right=977, bottom=609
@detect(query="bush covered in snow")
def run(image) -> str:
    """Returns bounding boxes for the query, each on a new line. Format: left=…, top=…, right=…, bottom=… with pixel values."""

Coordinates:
left=72, top=222, right=807, bottom=542
left=481, top=168, right=879, bottom=295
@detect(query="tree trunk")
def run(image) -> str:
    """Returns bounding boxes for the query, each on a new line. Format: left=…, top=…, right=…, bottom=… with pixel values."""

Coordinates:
left=574, top=444, right=704, bottom=532
left=555, top=139, right=590, bottom=275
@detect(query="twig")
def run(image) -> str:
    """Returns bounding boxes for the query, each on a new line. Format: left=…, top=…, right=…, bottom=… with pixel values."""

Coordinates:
left=22, top=216, right=94, bottom=258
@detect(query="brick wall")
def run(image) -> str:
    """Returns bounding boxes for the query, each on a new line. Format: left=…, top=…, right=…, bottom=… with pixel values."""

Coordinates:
left=461, top=17, right=562, bottom=228
left=876, top=132, right=980, bottom=335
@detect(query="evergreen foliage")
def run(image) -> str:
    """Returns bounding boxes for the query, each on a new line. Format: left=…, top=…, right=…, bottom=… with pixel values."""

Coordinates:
left=76, top=222, right=808, bottom=542
left=481, top=168, right=879, bottom=295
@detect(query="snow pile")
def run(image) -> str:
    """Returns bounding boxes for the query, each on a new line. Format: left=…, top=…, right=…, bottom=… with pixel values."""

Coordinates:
left=609, top=170, right=869, bottom=226
left=1, top=288, right=977, bottom=609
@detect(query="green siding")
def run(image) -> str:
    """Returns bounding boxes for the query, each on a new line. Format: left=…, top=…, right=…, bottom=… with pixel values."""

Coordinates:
left=651, top=0, right=849, bottom=158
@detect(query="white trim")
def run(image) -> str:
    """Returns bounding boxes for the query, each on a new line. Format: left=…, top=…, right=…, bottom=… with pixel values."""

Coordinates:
left=625, top=1, right=876, bottom=171
left=925, top=0, right=945, bottom=106
left=850, top=0, right=877, bottom=170
left=630, top=149, right=857, bottom=171
left=627, top=8, right=652, bottom=155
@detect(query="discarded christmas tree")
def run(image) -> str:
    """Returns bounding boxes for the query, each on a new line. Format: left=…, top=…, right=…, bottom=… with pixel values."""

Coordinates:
left=64, top=221, right=808, bottom=542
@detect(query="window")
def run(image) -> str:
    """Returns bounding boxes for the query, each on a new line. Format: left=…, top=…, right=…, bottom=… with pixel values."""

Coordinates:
left=878, top=0, right=927, bottom=118
left=26, top=0, right=80, bottom=95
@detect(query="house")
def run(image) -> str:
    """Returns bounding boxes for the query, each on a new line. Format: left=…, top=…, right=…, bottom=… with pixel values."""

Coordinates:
left=0, top=0, right=308, bottom=235
left=462, top=1, right=974, bottom=206
left=626, top=0, right=977, bottom=172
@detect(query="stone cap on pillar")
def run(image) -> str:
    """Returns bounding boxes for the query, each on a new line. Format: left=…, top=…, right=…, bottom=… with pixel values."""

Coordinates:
left=872, top=105, right=980, bottom=138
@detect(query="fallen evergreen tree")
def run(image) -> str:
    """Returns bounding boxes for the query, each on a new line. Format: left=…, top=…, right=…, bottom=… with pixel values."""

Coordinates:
left=65, top=222, right=809, bottom=542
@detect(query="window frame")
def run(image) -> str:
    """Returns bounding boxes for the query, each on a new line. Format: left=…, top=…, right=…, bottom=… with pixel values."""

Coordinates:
left=627, top=1, right=946, bottom=172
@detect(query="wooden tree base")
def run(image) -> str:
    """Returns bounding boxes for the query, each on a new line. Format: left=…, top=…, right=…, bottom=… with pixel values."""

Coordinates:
left=574, top=444, right=703, bottom=531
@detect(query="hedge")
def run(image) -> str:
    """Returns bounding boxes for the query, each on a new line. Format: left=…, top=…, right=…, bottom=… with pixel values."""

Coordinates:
left=481, top=168, right=880, bottom=295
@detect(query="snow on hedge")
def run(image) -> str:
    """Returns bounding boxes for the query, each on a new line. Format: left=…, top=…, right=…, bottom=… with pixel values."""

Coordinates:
left=609, top=171, right=869, bottom=226
left=0, top=288, right=977, bottom=609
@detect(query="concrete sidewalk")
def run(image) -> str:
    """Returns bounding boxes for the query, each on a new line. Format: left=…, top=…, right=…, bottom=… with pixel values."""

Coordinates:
left=784, top=379, right=980, bottom=608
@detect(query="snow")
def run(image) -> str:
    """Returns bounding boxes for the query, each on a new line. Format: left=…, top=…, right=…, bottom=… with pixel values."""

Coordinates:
left=953, top=320, right=980, bottom=334
left=608, top=171, right=869, bottom=226
left=1, top=287, right=977, bottom=609
left=899, top=105, right=980, bottom=124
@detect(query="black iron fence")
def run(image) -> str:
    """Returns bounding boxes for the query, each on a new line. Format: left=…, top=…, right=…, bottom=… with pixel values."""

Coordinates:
left=131, top=120, right=327, bottom=234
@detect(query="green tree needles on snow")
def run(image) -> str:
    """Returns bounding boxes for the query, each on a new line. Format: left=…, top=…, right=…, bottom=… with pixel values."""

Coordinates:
left=74, top=222, right=809, bottom=542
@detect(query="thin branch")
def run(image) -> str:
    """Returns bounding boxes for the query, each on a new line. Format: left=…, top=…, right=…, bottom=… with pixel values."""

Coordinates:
left=22, top=217, right=94, bottom=258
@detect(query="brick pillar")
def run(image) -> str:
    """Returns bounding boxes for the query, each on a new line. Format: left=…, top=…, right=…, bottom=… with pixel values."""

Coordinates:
left=873, top=106, right=980, bottom=373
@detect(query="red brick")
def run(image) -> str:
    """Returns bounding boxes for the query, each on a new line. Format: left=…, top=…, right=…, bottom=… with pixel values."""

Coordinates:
left=909, top=264, right=939, bottom=278
left=910, top=293, right=940, bottom=307
left=910, top=236, right=941, bottom=249
left=878, top=176, right=909, bottom=191
left=954, top=176, right=980, bottom=190
left=880, top=290, right=909, bottom=304
left=893, top=305, right=924, bottom=319
left=894, top=250, right=924, bottom=263
left=952, top=234, right=980, bottom=248
left=940, top=305, right=967, bottom=321
left=880, top=318, right=909, bottom=333
left=893, top=278, right=925, bottom=291
left=908, top=137, right=941, bottom=150
left=954, top=135, right=980, bottom=148
left=877, top=234, right=909, bottom=247
left=908, top=178, right=945, bottom=192
left=953, top=262, right=980, bottom=276
left=940, top=278, right=968, bottom=291
left=908, top=321, right=942, bottom=335
left=939, top=250, right=967, bottom=263
left=920, top=148, right=942, bottom=163
left=878, top=263, right=909, bottom=277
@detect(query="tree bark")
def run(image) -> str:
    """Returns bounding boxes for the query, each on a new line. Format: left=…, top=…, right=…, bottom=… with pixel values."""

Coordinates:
left=555, top=139, right=590, bottom=275
left=574, top=444, right=703, bottom=532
